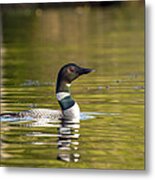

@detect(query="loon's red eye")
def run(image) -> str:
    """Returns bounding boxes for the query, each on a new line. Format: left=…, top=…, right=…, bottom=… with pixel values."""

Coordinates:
left=68, top=66, right=75, bottom=73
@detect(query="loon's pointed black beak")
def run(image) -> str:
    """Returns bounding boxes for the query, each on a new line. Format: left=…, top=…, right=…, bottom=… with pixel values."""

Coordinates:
left=78, top=67, right=95, bottom=75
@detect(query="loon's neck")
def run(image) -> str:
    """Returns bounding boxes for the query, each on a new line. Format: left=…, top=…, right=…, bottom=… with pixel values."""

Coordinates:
left=56, top=81, right=75, bottom=111
left=56, top=79, right=71, bottom=93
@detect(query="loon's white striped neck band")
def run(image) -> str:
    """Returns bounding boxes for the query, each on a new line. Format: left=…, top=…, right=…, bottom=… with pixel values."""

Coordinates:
left=56, top=92, right=70, bottom=101
left=66, top=83, right=71, bottom=87
left=56, top=92, right=75, bottom=111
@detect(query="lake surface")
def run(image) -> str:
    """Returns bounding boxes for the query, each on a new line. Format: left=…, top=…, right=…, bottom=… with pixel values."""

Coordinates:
left=0, top=2, right=144, bottom=169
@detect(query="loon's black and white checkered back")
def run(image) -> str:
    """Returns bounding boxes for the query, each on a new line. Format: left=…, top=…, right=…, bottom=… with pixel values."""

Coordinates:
left=0, top=109, right=62, bottom=120
left=18, top=108, right=63, bottom=119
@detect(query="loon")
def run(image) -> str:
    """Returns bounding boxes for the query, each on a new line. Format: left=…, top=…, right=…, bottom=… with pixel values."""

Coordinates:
left=0, top=63, right=93, bottom=122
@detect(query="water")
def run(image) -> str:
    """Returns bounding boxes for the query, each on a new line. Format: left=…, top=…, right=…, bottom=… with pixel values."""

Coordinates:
left=0, top=2, right=144, bottom=169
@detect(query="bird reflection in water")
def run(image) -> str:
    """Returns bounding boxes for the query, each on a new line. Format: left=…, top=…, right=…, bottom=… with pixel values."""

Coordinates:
left=57, top=120, right=80, bottom=162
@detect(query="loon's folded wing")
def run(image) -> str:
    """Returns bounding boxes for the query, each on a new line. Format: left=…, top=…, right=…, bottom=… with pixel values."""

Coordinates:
left=19, top=108, right=63, bottom=119
left=1, top=108, right=63, bottom=120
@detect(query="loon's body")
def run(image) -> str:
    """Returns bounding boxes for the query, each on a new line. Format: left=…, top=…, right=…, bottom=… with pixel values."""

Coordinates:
left=0, top=63, right=93, bottom=122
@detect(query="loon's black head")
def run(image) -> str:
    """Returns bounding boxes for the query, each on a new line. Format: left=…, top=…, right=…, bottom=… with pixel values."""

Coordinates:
left=56, top=63, right=94, bottom=92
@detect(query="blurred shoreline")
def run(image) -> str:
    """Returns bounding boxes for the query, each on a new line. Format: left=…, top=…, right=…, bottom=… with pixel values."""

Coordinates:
left=0, top=0, right=144, bottom=11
